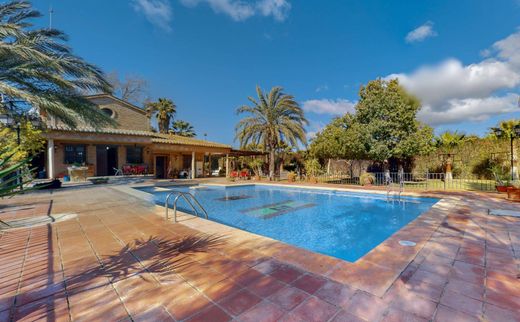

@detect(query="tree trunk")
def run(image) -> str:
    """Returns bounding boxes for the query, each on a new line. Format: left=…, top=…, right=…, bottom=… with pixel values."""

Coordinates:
left=269, top=149, right=275, bottom=181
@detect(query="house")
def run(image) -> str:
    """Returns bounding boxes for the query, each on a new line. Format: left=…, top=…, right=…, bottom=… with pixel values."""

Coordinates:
left=41, top=94, right=232, bottom=179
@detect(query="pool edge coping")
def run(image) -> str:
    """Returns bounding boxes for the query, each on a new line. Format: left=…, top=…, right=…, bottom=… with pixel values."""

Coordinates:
left=114, top=182, right=453, bottom=297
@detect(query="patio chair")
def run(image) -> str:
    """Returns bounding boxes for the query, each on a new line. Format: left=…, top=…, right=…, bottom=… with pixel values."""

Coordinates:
left=113, top=167, right=123, bottom=176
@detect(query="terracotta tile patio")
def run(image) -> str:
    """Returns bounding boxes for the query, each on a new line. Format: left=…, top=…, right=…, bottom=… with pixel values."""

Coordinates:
left=0, top=182, right=519, bottom=321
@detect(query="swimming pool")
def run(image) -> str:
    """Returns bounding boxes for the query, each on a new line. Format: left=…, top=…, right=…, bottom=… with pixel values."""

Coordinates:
left=136, top=184, right=439, bottom=262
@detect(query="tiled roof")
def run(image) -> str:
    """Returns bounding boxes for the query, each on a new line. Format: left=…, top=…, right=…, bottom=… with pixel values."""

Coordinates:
left=47, top=124, right=156, bottom=137
left=47, top=125, right=231, bottom=149
left=152, top=133, right=231, bottom=148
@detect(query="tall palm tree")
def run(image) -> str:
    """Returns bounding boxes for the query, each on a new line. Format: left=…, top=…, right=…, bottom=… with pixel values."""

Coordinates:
left=170, top=120, right=196, bottom=137
left=235, top=86, right=308, bottom=180
left=435, top=131, right=466, bottom=179
left=435, top=131, right=466, bottom=152
left=0, top=1, right=113, bottom=128
left=145, top=98, right=176, bottom=133
left=492, top=119, right=520, bottom=180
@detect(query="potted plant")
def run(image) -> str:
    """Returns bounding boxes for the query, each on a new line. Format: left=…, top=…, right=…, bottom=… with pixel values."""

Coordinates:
left=249, top=158, right=264, bottom=181
left=304, top=158, right=321, bottom=184
left=360, top=173, right=376, bottom=186
left=287, top=171, right=297, bottom=182
left=507, top=183, right=520, bottom=201
left=490, top=164, right=512, bottom=193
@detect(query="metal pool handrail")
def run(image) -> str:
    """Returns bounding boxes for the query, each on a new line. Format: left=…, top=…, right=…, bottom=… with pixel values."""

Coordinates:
left=165, top=191, right=209, bottom=223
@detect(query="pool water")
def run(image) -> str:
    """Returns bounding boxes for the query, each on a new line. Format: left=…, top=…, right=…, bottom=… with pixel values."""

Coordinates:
left=136, top=184, right=438, bottom=262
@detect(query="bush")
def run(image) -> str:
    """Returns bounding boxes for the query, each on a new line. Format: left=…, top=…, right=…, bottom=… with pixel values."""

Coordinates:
left=304, top=158, right=321, bottom=178
left=360, top=173, right=375, bottom=186
left=287, top=171, right=297, bottom=182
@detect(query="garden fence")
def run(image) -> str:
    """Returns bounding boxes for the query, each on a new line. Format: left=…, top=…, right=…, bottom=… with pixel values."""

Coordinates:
left=305, top=172, right=496, bottom=192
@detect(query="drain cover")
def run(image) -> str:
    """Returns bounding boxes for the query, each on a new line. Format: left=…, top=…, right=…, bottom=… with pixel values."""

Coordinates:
left=399, top=240, right=417, bottom=247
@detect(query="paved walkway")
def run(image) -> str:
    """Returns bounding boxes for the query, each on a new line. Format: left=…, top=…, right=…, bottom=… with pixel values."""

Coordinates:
left=0, top=184, right=519, bottom=321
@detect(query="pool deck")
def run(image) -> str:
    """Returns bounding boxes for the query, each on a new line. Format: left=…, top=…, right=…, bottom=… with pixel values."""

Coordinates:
left=0, top=180, right=519, bottom=321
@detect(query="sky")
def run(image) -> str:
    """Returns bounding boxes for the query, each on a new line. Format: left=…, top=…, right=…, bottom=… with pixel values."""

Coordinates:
left=33, top=0, right=520, bottom=146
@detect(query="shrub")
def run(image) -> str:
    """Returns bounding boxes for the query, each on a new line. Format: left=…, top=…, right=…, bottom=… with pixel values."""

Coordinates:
left=287, top=171, right=297, bottom=182
left=360, top=173, right=375, bottom=186
left=304, top=158, right=321, bottom=178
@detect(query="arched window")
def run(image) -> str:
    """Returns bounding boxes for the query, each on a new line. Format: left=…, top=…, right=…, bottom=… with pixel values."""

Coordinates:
left=101, top=108, right=115, bottom=118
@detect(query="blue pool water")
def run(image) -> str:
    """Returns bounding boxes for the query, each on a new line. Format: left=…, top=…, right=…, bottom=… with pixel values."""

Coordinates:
left=136, top=184, right=438, bottom=262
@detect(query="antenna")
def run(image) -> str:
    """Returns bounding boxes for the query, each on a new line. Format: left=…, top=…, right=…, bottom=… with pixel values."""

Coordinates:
left=49, top=6, right=54, bottom=29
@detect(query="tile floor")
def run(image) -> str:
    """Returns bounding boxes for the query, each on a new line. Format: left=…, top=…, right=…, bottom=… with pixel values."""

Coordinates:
left=0, top=183, right=519, bottom=322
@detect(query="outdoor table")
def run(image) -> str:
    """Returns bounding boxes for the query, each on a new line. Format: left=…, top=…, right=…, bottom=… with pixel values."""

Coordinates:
left=67, top=166, right=89, bottom=182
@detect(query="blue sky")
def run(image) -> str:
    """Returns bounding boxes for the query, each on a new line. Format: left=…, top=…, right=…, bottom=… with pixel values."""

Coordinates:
left=34, top=0, right=520, bottom=146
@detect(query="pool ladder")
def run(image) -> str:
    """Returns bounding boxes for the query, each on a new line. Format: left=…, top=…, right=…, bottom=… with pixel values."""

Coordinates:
left=165, top=191, right=208, bottom=223
left=386, top=176, right=404, bottom=200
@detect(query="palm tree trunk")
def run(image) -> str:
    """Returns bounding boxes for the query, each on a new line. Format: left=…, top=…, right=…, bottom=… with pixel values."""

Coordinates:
left=269, top=149, right=275, bottom=181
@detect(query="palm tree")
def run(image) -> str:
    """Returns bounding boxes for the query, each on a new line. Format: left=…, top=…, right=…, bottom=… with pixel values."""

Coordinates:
left=0, top=1, right=113, bottom=128
left=145, top=98, right=176, bottom=133
left=235, top=86, right=308, bottom=180
left=170, top=120, right=196, bottom=137
left=435, top=131, right=466, bottom=179
left=435, top=131, right=466, bottom=151
left=491, top=119, right=520, bottom=180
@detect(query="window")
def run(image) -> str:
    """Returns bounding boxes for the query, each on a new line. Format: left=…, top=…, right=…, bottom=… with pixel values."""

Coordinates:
left=64, top=145, right=86, bottom=164
left=101, top=108, right=115, bottom=118
left=126, top=146, right=143, bottom=164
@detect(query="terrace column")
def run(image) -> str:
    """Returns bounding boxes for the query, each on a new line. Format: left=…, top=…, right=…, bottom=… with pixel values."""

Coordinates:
left=191, top=151, right=196, bottom=179
left=226, top=154, right=230, bottom=177
left=47, top=139, right=55, bottom=179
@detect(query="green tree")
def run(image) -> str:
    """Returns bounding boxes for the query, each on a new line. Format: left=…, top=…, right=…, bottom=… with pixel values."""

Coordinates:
left=145, top=98, right=176, bottom=133
left=0, top=1, right=113, bottom=128
left=309, top=114, right=368, bottom=161
left=492, top=119, right=520, bottom=138
left=490, top=119, right=520, bottom=180
left=434, top=131, right=467, bottom=179
left=235, top=86, right=308, bottom=180
left=0, top=121, right=45, bottom=163
left=309, top=79, right=433, bottom=172
left=435, top=131, right=467, bottom=152
left=353, top=79, right=434, bottom=162
left=304, top=158, right=321, bottom=178
left=170, top=120, right=196, bottom=137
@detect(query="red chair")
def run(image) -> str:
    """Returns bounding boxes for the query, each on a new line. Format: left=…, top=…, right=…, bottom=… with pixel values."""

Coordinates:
left=239, top=170, right=249, bottom=180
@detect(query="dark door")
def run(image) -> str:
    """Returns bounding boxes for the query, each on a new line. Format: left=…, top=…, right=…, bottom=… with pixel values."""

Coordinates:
left=31, top=151, right=46, bottom=178
left=155, top=156, right=166, bottom=179
left=96, top=145, right=118, bottom=176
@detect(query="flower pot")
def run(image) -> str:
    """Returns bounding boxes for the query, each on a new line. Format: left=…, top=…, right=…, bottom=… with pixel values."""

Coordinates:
left=496, top=185, right=510, bottom=193
left=506, top=187, right=520, bottom=201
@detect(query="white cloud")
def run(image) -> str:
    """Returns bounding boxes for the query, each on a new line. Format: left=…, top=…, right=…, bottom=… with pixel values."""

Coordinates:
left=387, top=59, right=519, bottom=106
left=307, top=121, right=325, bottom=140
left=132, top=0, right=173, bottom=32
left=418, top=94, right=519, bottom=125
left=256, top=0, right=291, bottom=21
left=387, top=29, right=520, bottom=125
left=179, top=0, right=290, bottom=21
left=302, top=99, right=356, bottom=116
left=315, top=84, right=329, bottom=92
left=405, top=21, right=437, bottom=43
left=180, top=0, right=254, bottom=21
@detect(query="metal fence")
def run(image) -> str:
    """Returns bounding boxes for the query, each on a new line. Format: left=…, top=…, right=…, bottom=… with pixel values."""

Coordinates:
left=305, top=172, right=497, bottom=192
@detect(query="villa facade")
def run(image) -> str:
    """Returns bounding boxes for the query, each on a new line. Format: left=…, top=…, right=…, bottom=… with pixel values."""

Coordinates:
left=41, top=94, right=232, bottom=179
